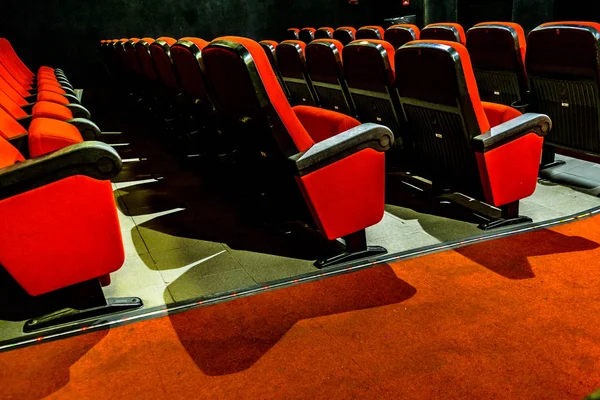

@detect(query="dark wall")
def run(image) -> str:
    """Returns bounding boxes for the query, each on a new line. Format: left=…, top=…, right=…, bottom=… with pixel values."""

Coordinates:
left=0, top=0, right=381, bottom=86
left=512, top=0, right=555, bottom=32
left=1, top=0, right=600, bottom=87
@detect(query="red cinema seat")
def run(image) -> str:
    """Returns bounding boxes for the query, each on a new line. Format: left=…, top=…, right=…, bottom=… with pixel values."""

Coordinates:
left=113, top=38, right=130, bottom=77
left=0, top=40, right=80, bottom=106
left=134, top=37, right=159, bottom=84
left=305, top=39, right=355, bottom=115
left=0, top=75, right=89, bottom=122
left=299, top=28, right=316, bottom=44
left=276, top=40, right=319, bottom=106
left=527, top=22, right=600, bottom=158
left=385, top=24, right=420, bottom=50
left=356, top=26, right=385, bottom=40
left=466, top=22, right=529, bottom=107
left=315, top=27, right=335, bottom=39
left=259, top=40, right=292, bottom=98
left=395, top=40, right=551, bottom=229
left=421, top=23, right=466, bottom=45
left=0, top=103, right=101, bottom=155
left=171, top=37, right=214, bottom=110
left=124, top=38, right=145, bottom=80
left=0, top=135, right=142, bottom=332
left=149, top=37, right=181, bottom=95
left=343, top=39, right=402, bottom=133
left=287, top=28, right=300, bottom=40
left=333, top=27, right=356, bottom=46
left=202, top=36, right=394, bottom=267
left=0, top=39, right=33, bottom=85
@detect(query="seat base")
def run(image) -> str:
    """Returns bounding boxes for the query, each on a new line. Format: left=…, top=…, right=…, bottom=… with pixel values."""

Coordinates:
left=540, top=146, right=566, bottom=171
left=315, top=245, right=387, bottom=269
left=478, top=215, right=533, bottom=230
left=17, top=278, right=142, bottom=333
left=24, top=297, right=142, bottom=333
left=540, top=160, right=567, bottom=171
left=315, top=230, right=387, bottom=268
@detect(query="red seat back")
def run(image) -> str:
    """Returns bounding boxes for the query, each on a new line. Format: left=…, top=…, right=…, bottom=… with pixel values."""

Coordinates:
left=356, top=26, right=385, bottom=40
left=421, top=23, right=466, bottom=45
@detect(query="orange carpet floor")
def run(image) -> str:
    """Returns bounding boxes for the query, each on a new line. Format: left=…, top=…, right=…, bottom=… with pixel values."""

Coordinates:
left=2, top=214, right=600, bottom=399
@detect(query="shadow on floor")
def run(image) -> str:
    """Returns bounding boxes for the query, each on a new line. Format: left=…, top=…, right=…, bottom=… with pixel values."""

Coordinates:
left=132, top=200, right=339, bottom=267
left=455, top=229, right=600, bottom=279
left=168, top=264, right=415, bottom=376
left=0, top=329, right=108, bottom=400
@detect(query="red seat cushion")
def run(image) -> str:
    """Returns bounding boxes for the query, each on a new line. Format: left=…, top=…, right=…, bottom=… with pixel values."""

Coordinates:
left=37, top=78, right=62, bottom=88
left=32, top=101, right=73, bottom=121
left=0, top=176, right=124, bottom=296
left=0, top=136, right=25, bottom=168
left=28, top=117, right=83, bottom=157
left=293, top=105, right=360, bottom=143
left=37, top=90, right=70, bottom=105
left=37, top=84, right=66, bottom=95
left=482, top=101, right=522, bottom=128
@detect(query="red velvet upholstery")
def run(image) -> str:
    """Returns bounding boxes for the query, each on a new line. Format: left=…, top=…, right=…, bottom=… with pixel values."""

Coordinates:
left=357, top=26, right=385, bottom=40
left=211, top=36, right=314, bottom=152
left=396, top=40, right=544, bottom=207
left=171, top=37, right=212, bottom=104
left=310, top=39, right=344, bottom=61
left=540, top=21, right=600, bottom=30
left=28, top=118, right=84, bottom=157
left=316, top=27, right=335, bottom=39
left=298, top=148, right=385, bottom=240
left=37, top=90, right=70, bottom=106
left=482, top=101, right=522, bottom=128
left=157, top=36, right=177, bottom=45
left=390, top=24, right=420, bottom=38
left=293, top=105, right=360, bottom=143
left=476, top=132, right=543, bottom=207
left=204, top=37, right=387, bottom=240
left=287, top=28, right=300, bottom=40
left=0, top=88, right=27, bottom=119
left=32, top=101, right=73, bottom=121
left=135, top=38, right=158, bottom=82
left=0, top=62, right=29, bottom=97
left=333, top=27, right=357, bottom=46
left=385, top=24, right=420, bottom=50
left=476, top=101, right=542, bottom=206
left=421, top=23, right=466, bottom=45
left=0, top=106, right=27, bottom=140
left=347, top=39, right=396, bottom=80
left=300, top=27, right=317, bottom=43
left=38, top=84, right=66, bottom=95
left=0, top=135, right=25, bottom=168
left=406, top=40, right=489, bottom=133
left=0, top=76, right=28, bottom=106
left=150, top=37, right=181, bottom=92
left=0, top=176, right=124, bottom=296
left=0, top=39, right=33, bottom=83
left=36, top=79, right=62, bottom=90
left=276, top=40, right=318, bottom=106
left=474, top=21, right=526, bottom=62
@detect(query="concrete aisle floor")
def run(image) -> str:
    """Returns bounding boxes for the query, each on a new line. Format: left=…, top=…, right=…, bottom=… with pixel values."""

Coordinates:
left=1, top=111, right=599, bottom=343
left=103, top=131, right=600, bottom=314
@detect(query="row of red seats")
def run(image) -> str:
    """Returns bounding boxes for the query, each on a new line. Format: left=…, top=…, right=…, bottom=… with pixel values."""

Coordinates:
left=287, top=23, right=463, bottom=48
left=101, top=32, right=549, bottom=245
left=0, top=39, right=141, bottom=333
left=282, top=21, right=600, bottom=161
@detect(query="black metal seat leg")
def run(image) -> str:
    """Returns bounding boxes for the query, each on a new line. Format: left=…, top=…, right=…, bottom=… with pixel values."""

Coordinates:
left=315, top=229, right=387, bottom=269
left=478, top=200, right=532, bottom=230
left=539, top=145, right=566, bottom=171
left=23, top=278, right=142, bottom=333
